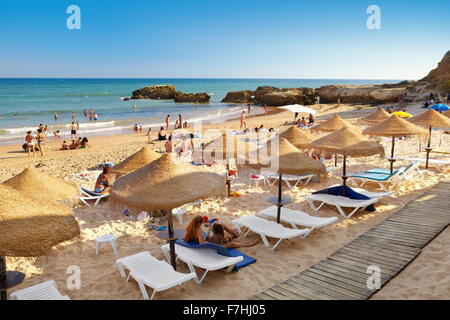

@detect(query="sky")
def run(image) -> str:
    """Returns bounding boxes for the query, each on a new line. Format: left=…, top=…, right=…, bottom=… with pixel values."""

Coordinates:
left=0, top=0, right=449, bottom=79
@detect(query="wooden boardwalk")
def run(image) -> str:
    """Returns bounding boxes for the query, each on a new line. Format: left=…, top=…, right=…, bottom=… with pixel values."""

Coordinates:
left=251, top=181, right=450, bottom=300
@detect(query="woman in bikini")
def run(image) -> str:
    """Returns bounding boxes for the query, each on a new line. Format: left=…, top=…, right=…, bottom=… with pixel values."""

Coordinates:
left=25, top=131, right=35, bottom=156
left=94, top=166, right=111, bottom=194
left=36, top=129, right=45, bottom=156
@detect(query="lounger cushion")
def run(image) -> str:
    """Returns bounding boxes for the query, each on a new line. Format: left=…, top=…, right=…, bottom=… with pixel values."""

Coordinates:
left=81, top=187, right=105, bottom=197
left=175, top=239, right=256, bottom=271
left=313, top=185, right=375, bottom=212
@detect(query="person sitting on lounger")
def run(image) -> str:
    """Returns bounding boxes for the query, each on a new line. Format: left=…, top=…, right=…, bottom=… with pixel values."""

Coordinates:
left=207, top=222, right=259, bottom=248
left=94, top=166, right=111, bottom=194
left=184, top=215, right=207, bottom=244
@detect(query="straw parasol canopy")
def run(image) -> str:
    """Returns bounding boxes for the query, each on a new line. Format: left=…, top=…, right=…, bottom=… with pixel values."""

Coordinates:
left=244, top=138, right=326, bottom=176
left=110, top=146, right=161, bottom=178
left=363, top=115, right=428, bottom=173
left=312, top=115, right=361, bottom=133
left=4, top=168, right=79, bottom=206
left=408, top=109, right=450, bottom=168
left=309, top=127, right=384, bottom=193
left=279, top=126, right=319, bottom=149
left=443, top=110, right=450, bottom=117
left=202, top=133, right=254, bottom=161
left=0, top=184, right=80, bottom=258
left=242, top=138, right=325, bottom=223
left=309, top=127, right=385, bottom=158
left=359, top=108, right=391, bottom=124
left=110, top=153, right=225, bottom=212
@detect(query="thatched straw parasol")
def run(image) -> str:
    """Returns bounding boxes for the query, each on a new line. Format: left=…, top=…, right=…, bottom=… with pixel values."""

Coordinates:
left=279, top=126, right=319, bottom=149
left=408, top=109, right=450, bottom=168
left=242, top=138, right=326, bottom=223
left=363, top=115, right=428, bottom=173
left=109, top=146, right=161, bottom=178
left=311, top=115, right=361, bottom=133
left=110, top=153, right=225, bottom=268
left=4, top=168, right=79, bottom=207
left=309, top=127, right=385, bottom=194
left=359, top=108, right=391, bottom=124
left=0, top=184, right=80, bottom=299
left=443, top=110, right=450, bottom=117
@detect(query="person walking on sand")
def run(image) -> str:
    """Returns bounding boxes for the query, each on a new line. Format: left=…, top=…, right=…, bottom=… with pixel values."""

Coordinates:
left=240, top=111, right=247, bottom=130
left=70, top=122, right=78, bottom=140
left=165, top=115, right=170, bottom=130
left=247, top=104, right=252, bottom=117
left=36, top=129, right=45, bottom=156
left=264, top=104, right=268, bottom=116
left=25, top=131, right=35, bottom=157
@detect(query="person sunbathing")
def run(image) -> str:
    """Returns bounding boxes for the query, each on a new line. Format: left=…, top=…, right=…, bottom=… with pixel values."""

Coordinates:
left=69, top=140, right=79, bottom=149
left=207, top=222, right=260, bottom=248
left=94, top=166, right=111, bottom=194
left=60, top=141, right=69, bottom=150
left=80, top=137, right=89, bottom=148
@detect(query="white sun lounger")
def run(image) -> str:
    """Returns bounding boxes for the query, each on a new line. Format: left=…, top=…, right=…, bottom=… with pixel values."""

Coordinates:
left=406, top=158, right=450, bottom=169
left=79, top=187, right=109, bottom=206
left=172, top=200, right=202, bottom=224
left=328, top=184, right=395, bottom=198
left=161, top=244, right=243, bottom=284
left=265, top=173, right=315, bottom=189
left=10, top=280, right=70, bottom=300
left=305, top=194, right=379, bottom=219
left=232, top=215, right=311, bottom=251
left=257, top=206, right=338, bottom=231
left=116, top=251, right=196, bottom=300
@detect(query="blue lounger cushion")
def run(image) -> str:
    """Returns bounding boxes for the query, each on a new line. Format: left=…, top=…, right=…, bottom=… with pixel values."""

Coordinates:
left=349, top=172, right=395, bottom=181
left=81, top=187, right=105, bottom=197
left=365, top=168, right=399, bottom=175
left=175, top=238, right=257, bottom=271
left=313, top=185, right=375, bottom=212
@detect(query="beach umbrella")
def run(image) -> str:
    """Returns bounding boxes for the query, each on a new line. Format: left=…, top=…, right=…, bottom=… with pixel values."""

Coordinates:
left=3, top=168, right=80, bottom=207
left=408, top=109, right=450, bottom=169
left=242, top=138, right=326, bottom=223
left=279, top=104, right=316, bottom=115
left=311, top=115, right=361, bottom=165
left=279, top=126, right=319, bottom=150
left=392, top=111, right=413, bottom=118
left=309, top=127, right=385, bottom=195
left=358, top=108, right=391, bottom=124
left=110, top=146, right=161, bottom=178
left=428, top=104, right=449, bottom=112
left=110, top=153, right=225, bottom=268
left=0, top=184, right=80, bottom=300
left=363, top=115, right=428, bottom=173
left=311, top=115, right=361, bottom=133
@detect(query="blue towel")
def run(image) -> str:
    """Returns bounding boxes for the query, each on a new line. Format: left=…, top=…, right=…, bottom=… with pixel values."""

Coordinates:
left=175, top=238, right=257, bottom=271
left=313, top=185, right=376, bottom=212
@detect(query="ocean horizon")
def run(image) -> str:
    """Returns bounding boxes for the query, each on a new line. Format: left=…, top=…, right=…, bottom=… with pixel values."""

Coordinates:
left=0, top=78, right=402, bottom=144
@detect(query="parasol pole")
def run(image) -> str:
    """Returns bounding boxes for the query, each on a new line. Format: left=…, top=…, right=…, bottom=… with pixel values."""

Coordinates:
left=0, top=256, right=6, bottom=300
left=277, top=173, right=283, bottom=224
left=425, top=125, right=432, bottom=169
left=389, top=136, right=396, bottom=174
left=342, top=155, right=348, bottom=197
left=225, top=163, right=232, bottom=196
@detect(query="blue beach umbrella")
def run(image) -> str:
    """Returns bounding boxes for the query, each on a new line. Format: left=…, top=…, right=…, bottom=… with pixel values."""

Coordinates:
left=428, top=104, right=449, bottom=112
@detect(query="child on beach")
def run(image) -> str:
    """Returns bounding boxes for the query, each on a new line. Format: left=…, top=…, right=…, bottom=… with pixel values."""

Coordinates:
left=53, top=130, right=61, bottom=140
left=25, top=131, right=35, bottom=156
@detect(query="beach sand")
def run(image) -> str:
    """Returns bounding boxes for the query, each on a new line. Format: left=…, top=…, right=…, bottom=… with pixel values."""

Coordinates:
left=2, top=103, right=449, bottom=300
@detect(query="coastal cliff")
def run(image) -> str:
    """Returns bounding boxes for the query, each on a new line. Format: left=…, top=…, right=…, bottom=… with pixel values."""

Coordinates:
left=131, top=85, right=210, bottom=103
left=422, top=51, right=450, bottom=93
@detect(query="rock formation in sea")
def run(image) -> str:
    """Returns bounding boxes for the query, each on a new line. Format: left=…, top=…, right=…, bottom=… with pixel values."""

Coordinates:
left=174, top=92, right=210, bottom=103
left=131, top=85, right=177, bottom=100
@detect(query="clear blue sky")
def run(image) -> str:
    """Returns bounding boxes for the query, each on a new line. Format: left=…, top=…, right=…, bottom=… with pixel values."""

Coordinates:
left=0, top=0, right=449, bottom=79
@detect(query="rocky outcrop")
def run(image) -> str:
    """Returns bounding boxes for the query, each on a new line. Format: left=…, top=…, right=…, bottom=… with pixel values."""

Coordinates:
left=174, top=92, right=210, bottom=103
left=221, top=87, right=316, bottom=106
left=131, top=85, right=176, bottom=100
left=422, top=51, right=450, bottom=93
left=317, top=85, right=406, bottom=104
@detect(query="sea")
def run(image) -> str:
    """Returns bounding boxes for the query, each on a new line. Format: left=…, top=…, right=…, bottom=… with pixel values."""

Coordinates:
left=0, top=78, right=400, bottom=144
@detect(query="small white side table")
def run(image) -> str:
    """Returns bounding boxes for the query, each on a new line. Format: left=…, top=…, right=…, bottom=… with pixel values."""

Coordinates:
left=95, top=234, right=119, bottom=256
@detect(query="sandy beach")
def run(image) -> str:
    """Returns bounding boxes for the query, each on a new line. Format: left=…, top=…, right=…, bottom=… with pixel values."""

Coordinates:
left=2, top=103, right=449, bottom=300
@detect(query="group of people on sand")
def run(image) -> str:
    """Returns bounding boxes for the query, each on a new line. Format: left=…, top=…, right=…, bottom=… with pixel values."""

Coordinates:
left=294, top=113, right=315, bottom=127
left=165, top=114, right=188, bottom=130
left=162, top=131, right=197, bottom=156
left=60, top=137, right=89, bottom=150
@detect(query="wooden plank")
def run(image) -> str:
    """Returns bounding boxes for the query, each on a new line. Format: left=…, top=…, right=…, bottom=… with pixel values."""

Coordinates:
left=329, top=254, right=398, bottom=275
left=270, top=285, right=308, bottom=300
left=263, top=288, right=290, bottom=300
left=374, top=222, right=439, bottom=234
left=345, top=243, right=416, bottom=262
left=332, top=249, right=404, bottom=270
left=320, top=259, right=389, bottom=281
left=289, top=276, right=357, bottom=300
left=275, top=282, right=318, bottom=300
left=284, top=279, right=334, bottom=300
left=337, top=246, right=410, bottom=266
left=350, top=237, right=420, bottom=255
left=305, top=267, right=372, bottom=293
